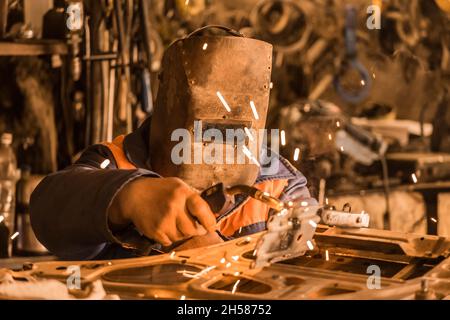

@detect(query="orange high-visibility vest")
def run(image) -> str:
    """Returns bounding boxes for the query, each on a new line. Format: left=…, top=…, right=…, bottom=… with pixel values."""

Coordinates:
left=103, top=135, right=288, bottom=237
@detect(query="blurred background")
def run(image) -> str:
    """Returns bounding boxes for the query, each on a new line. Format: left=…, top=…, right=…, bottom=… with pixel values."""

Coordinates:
left=0, top=0, right=449, bottom=257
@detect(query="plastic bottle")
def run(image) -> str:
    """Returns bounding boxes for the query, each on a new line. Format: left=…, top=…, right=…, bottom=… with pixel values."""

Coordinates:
left=0, top=133, right=20, bottom=257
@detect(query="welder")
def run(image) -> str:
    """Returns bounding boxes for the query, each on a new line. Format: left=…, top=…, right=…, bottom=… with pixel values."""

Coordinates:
left=29, top=26, right=315, bottom=260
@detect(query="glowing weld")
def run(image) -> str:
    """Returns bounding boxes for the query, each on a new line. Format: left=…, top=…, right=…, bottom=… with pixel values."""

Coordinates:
left=231, top=279, right=241, bottom=294
left=250, top=101, right=259, bottom=120
left=281, top=130, right=286, bottom=146
left=306, top=240, right=314, bottom=250
left=100, top=159, right=110, bottom=169
left=293, top=148, right=300, bottom=161
left=244, top=127, right=255, bottom=141
left=216, top=91, right=231, bottom=112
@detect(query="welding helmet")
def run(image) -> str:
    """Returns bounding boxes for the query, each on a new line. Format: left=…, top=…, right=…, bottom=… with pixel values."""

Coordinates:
left=150, top=25, right=273, bottom=190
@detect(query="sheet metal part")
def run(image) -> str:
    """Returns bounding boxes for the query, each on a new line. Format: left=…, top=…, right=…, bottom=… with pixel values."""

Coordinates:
left=1, top=225, right=449, bottom=300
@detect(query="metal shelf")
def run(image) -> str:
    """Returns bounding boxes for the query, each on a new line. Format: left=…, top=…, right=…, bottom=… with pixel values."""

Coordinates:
left=0, top=40, right=68, bottom=56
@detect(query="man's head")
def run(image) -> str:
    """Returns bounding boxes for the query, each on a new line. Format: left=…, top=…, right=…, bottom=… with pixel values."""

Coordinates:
left=150, top=26, right=273, bottom=190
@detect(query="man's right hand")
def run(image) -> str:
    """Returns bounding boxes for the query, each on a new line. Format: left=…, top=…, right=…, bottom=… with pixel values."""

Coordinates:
left=108, top=177, right=217, bottom=246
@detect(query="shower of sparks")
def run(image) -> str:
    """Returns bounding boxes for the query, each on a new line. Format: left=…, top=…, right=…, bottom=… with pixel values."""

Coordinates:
left=280, top=130, right=286, bottom=146
left=242, top=146, right=260, bottom=167
left=250, top=101, right=259, bottom=120
left=431, top=218, right=437, bottom=223
left=231, top=279, right=241, bottom=294
left=340, top=146, right=344, bottom=152
left=202, top=43, right=208, bottom=50
left=336, top=121, right=341, bottom=128
left=178, top=265, right=216, bottom=279
left=309, top=220, right=318, bottom=228
left=10, top=232, right=19, bottom=240
left=325, top=250, right=330, bottom=261
left=232, top=256, right=239, bottom=261
left=328, top=133, right=332, bottom=141
left=100, top=159, right=110, bottom=169
left=180, top=295, right=186, bottom=300
left=220, top=258, right=226, bottom=264
left=225, top=262, right=232, bottom=268
left=0, top=216, right=4, bottom=224
left=216, top=91, right=231, bottom=112
left=411, top=173, right=418, bottom=184
left=244, top=127, right=255, bottom=141
left=293, top=148, right=300, bottom=161
left=306, top=240, right=314, bottom=251
left=170, top=251, right=176, bottom=259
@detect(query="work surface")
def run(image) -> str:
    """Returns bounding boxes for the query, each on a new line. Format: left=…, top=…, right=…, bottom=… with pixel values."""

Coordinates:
left=1, top=226, right=449, bottom=300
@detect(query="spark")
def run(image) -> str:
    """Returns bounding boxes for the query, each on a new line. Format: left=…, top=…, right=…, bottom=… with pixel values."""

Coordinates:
left=246, top=237, right=251, bottom=242
left=0, top=216, right=4, bottom=223
left=170, top=251, right=176, bottom=259
left=238, top=227, right=243, bottom=234
left=231, top=255, right=239, bottom=261
left=340, top=146, right=344, bottom=152
left=328, top=133, right=332, bottom=141
left=234, top=271, right=241, bottom=276
left=10, top=232, right=19, bottom=240
left=250, top=101, right=259, bottom=120
left=179, top=265, right=216, bottom=279
left=216, top=91, right=231, bottom=112
left=242, top=146, right=260, bottom=167
left=411, top=173, right=418, bottom=184
left=300, top=201, right=308, bottom=207
left=231, top=279, right=241, bottom=294
left=180, top=295, right=186, bottom=300
left=100, top=159, right=110, bottom=169
left=336, top=121, right=341, bottom=128
left=244, top=127, right=254, bottom=141
left=185, top=0, right=190, bottom=5
left=269, top=82, right=274, bottom=89
left=306, top=240, right=314, bottom=250
left=325, top=198, right=329, bottom=205
left=361, top=80, right=366, bottom=86
left=325, top=250, right=330, bottom=261
left=202, top=43, right=208, bottom=50
left=225, top=262, right=232, bottom=268
left=287, top=201, right=294, bottom=207
left=293, top=148, right=300, bottom=161
left=252, top=249, right=258, bottom=256
left=309, top=220, right=317, bottom=228
left=431, top=218, right=437, bottom=223
left=373, top=73, right=376, bottom=79
left=220, top=258, right=226, bottom=264
left=281, top=130, right=286, bottom=146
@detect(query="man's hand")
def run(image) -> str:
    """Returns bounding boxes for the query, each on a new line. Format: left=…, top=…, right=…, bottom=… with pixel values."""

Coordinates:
left=108, top=177, right=216, bottom=246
